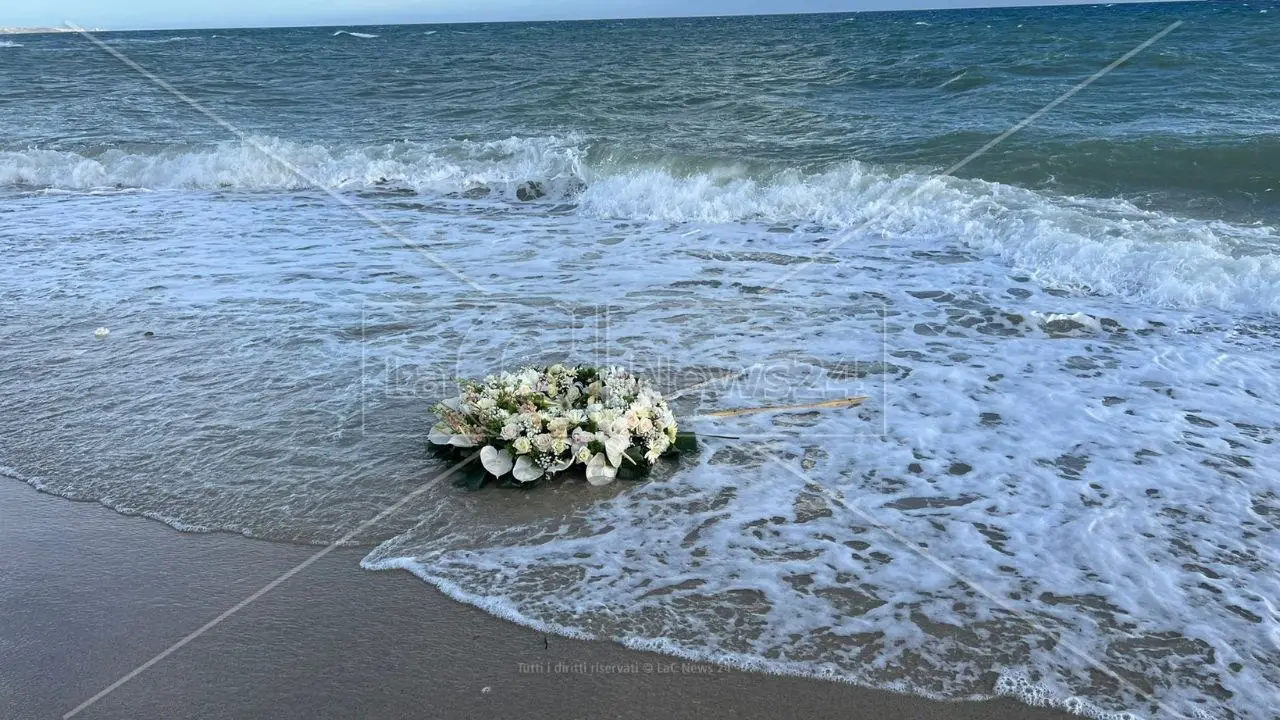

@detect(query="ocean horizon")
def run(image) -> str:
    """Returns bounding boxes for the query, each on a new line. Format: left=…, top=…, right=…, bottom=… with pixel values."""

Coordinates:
left=3, top=2, right=1278, bottom=718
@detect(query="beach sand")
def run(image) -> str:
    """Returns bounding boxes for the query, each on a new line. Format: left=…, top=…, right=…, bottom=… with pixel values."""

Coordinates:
left=1, top=478, right=1075, bottom=720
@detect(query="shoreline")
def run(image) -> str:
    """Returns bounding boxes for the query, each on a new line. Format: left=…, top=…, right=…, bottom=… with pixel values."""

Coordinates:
left=1, top=477, right=1078, bottom=720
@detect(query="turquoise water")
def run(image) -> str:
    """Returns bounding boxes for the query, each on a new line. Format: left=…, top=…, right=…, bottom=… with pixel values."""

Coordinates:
left=2, top=4, right=1279, bottom=718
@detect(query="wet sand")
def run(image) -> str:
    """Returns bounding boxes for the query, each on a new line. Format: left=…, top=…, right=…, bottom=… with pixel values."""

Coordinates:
left=1, top=478, right=1075, bottom=720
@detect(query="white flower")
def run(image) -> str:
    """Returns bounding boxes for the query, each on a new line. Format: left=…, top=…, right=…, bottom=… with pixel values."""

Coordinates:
left=513, top=455, right=544, bottom=483
left=606, top=418, right=629, bottom=438
left=604, top=435, right=629, bottom=467
left=431, top=365, right=680, bottom=484
left=480, top=445, right=514, bottom=477
left=547, top=418, right=570, bottom=438
left=585, top=452, right=617, bottom=486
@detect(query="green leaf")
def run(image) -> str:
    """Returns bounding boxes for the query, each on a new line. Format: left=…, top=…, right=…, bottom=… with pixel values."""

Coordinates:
left=452, top=460, right=489, bottom=491
left=428, top=442, right=464, bottom=462
left=623, top=446, right=648, bottom=466
left=672, top=431, right=698, bottom=454
left=616, top=462, right=649, bottom=481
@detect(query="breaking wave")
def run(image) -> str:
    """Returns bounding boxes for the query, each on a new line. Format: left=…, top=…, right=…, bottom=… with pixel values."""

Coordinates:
left=2, top=136, right=1278, bottom=313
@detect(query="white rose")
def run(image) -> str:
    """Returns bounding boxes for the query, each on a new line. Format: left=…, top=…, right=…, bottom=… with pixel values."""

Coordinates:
left=500, top=424, right=519, bottom=440
left=512, top=437, right=532, bottom=454
left=548, top=418, right=570, bottom=438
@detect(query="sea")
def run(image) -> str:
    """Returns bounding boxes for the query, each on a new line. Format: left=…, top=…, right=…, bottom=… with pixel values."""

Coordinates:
left=2, top=3, right=1278, bottom=718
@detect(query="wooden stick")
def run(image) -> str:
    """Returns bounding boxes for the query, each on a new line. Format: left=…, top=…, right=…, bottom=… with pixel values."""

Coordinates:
left=700, top=396, right=868, bottom=419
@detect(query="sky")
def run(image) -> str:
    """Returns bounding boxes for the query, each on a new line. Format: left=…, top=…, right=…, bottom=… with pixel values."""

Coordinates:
left=5, top=0, right=1175, bottom=31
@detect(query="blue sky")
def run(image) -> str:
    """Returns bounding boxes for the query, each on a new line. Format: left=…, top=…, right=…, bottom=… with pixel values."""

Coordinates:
left=7, top=0, right=1171, bottom=31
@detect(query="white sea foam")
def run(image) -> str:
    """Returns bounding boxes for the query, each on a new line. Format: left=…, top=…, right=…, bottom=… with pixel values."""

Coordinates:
left=3, top=137, right=1277, bottom=316
left=0, top=464, right=40, bottom=487
left=994, top=673, right=1139, bottom=720
left=579, top=165, right=1280, bottom=314
left=0, top=136, right=586, bottom=197
left=0, top=40, right=23, bottom=47
left=102, top=36, right=200, bottom=45
left=332, top=30, right=379, bottom=38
